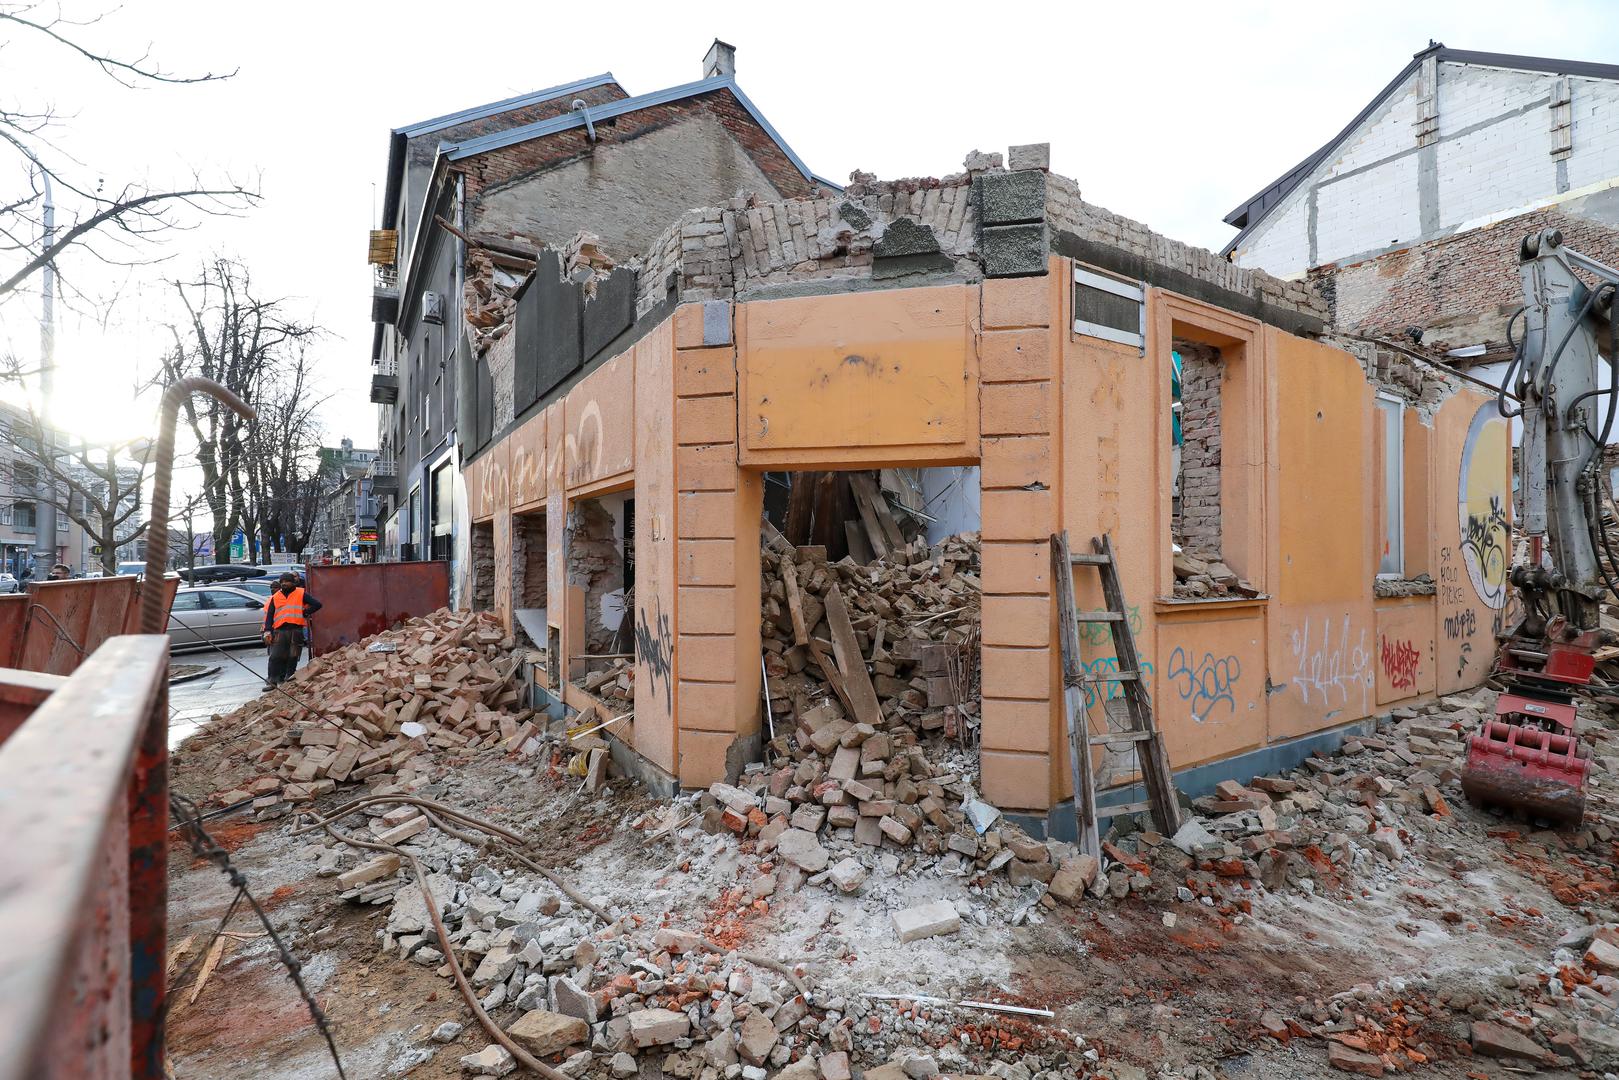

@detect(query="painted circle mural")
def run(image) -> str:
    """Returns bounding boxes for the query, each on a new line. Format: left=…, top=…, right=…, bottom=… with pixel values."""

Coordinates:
left=1457, top=403, right=1511, bottom=609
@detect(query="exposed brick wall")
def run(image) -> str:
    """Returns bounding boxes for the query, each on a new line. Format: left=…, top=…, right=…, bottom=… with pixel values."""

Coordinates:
left=1174, top=340, right=1223, bottom=560
left=470, top=520, right=495, bottom=612
left=1314, top=201, right=1619, bottom=364
left=459, top=90, right=822, bottom=258
left=632, top=158, right=1325, bottom=324
left=567, top=497, right=623, bottom=653
left=486, top=323, right=516, bottom=431
left=1046, top=173, right=1328, bottom=325
left=1328, top=338, right=1459, bottom=416
left=512, top=510, right=547, bottom=609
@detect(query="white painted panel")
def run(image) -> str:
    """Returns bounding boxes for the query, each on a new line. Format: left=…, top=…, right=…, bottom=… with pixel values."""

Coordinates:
left=1316, top=153, right=1421, bottom=259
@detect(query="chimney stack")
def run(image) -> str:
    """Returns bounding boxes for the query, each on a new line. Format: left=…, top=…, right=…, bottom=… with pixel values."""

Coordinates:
left=703, top=39, right=736, bottom=80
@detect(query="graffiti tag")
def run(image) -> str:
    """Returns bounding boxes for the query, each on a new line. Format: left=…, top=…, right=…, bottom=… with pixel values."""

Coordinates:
left=1079, top=656, right=1154, bottom=710
left=1380, top=637, right=1421, bottom=692
left=1462, top=494, right=1509, bottom=609
left=1437, top=547, right=1468, bottom=608
left=1289, top=615, right=1373, bottom=710
left=633, top=599, right=673, bottom=712
left=1079, top=603, right=1141, bottom=648
left=1166, top=646, right=1241, bottom=721
left=1442, top=607, right=1476, bottom=642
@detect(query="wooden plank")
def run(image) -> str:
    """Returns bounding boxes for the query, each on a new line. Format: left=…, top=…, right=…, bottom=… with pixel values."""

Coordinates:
left=784, top=471, right=819, bottom=546
left=850, top=471, right=905, bottom=552
left=778, top=557, right=809, bottom=646
left=823, top=584, right=883, bottom=728
left=1075, top=611, right=1124, bottom=622
left=810, top=473, right=841, bottom=551
left=845, top=474, right=890, bottom=560
left=844, top=521, right=875, bottom=565
left=1051, top=531, right=1100, bottom=859
left=807, top=639, right=857, bottom=719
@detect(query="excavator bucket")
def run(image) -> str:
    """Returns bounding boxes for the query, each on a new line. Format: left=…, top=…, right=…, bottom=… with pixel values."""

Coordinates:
left=1461, top=692, right=1590, bottom=825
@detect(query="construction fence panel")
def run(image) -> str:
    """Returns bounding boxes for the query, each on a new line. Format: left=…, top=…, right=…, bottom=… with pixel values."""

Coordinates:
left=0, top=634, right=171, bottom=1080
left=306, top=560, right=452, bottom=656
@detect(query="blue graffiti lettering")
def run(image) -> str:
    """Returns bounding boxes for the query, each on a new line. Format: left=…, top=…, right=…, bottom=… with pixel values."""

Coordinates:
left=1079, top=655, right=1154, bottom=710
left=1166, top=646, right=1241, bottom=721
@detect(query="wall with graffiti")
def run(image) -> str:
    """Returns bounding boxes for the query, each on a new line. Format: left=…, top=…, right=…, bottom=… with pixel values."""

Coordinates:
left=1266, top=331, right=1379, bottom=740
left=630, top=326, right=676, bottom=772
left=1436, top=397, right=1512, bottom=693
left=457, top=268, right=1513, bottom=807
left=1375, top=598, right=1436, bottom=704
left=1155, top=607, right=1265, bottom=767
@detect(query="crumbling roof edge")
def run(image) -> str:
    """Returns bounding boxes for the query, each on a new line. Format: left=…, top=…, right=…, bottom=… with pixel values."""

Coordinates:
left=1220, top=43, right=1619, bottom=259
left=442, top=74, right=837, bottom=190
left=392, top=73, right=620, bottom=140
left=381, top=74, right=621, bottom=243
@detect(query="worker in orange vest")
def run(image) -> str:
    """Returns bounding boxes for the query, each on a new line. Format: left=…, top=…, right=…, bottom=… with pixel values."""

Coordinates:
left=263, top=572, right=323, bottom=687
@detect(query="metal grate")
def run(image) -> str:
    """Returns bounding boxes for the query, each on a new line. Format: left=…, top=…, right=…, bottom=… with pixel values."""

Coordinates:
left=1072, top=264, right=1145, bottom=352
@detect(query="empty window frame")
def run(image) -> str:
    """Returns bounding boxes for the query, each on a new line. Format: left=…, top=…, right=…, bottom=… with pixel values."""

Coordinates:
left=1376, top=394, right=1404, bottom=577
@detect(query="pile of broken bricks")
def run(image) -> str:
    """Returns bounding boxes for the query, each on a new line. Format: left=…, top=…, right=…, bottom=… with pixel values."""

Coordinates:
left=761, top=530, right=982, bottom=751
left=187, top=608, right=541, bottom=818
left=1247, top=915, right=1619, bottom=1075
left=1170, top=549, right=1260, bottom=601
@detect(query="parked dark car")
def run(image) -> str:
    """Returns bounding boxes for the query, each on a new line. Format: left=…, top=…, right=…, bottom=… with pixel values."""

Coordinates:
left=177, top=565, right=267, bottom=584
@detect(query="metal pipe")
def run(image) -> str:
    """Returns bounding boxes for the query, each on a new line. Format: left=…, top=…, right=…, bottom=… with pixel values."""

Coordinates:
left=141, top=379, right=254, bottom=635
left=572, top=98, right=597, bottom=141
left=34, top=166, right=55, bottom=578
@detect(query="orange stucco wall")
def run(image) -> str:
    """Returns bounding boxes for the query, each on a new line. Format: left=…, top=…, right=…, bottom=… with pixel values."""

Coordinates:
left=464, top=256, right=1512, bottom=810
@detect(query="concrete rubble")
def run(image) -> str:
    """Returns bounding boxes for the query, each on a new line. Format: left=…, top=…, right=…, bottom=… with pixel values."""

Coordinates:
left=167, top=551, right=1619, bottom=1078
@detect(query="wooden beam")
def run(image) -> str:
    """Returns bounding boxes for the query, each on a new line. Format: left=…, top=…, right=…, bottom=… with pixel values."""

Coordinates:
left=784, top=472, right=818, bottom=546
left=823, top=584, right=882, bottom=728
left=778, top=556, right=809, bottom=646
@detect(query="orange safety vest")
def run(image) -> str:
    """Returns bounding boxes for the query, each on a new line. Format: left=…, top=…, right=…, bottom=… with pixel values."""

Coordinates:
left=269, top=587, right=308, bottom=628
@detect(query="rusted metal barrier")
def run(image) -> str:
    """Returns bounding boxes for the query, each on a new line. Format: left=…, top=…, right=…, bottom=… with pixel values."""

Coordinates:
left=0, top=635, right=170, bottom=1080
left=16, top=576, right=178, bottom=676
left=306, top=561, right=451, bottom=656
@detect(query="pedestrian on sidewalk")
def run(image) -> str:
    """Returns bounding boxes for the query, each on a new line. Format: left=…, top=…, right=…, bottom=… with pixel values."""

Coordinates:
left=264, top=572, right=321, bottom=687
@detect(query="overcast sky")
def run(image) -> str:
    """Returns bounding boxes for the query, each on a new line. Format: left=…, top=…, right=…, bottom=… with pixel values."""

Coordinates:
left=1, top=0, right=1614, bottom=458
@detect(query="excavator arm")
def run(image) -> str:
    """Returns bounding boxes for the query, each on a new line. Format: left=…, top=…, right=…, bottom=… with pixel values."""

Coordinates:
left=1462, top=229, right=1617, bottom=824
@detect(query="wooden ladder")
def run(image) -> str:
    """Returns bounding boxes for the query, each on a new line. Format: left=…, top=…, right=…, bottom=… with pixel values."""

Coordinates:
left=1051, top=531, right=1182, bottom=856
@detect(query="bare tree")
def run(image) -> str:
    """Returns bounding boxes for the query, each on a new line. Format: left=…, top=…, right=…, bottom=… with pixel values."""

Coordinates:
left=0, top=4, right=255, bottom=308
left=0, top=405, right=147, bottom=573
left=240, top=343, right=329, bottom=560
left=160, top=258, right=319, bottom=562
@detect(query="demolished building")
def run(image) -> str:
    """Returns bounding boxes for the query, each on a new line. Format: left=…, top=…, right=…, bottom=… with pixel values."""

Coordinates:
left=452, top=139, right=1511, bottom=831
left=365, top=41, right=834, bottom=573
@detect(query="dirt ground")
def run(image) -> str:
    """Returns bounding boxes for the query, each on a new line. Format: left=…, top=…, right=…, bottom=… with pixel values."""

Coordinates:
left=165, top=700, right=1619, bottom=1080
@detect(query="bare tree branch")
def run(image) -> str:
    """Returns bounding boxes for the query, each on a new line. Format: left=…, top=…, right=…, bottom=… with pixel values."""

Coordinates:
left=0, top=6, right=236, bottom=87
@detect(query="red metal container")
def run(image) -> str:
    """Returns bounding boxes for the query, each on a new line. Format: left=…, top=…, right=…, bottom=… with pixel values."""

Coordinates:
left=305, top=561, right=451, bottom=656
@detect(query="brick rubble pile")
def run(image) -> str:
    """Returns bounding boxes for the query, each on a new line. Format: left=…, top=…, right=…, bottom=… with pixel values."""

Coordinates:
left=1171, top=549, right=1260, bottom=601
left=190, top=609, right=544, bottom=817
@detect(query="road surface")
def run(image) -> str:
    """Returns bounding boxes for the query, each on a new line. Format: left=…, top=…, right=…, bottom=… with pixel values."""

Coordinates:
left=168, top=644, right=271, bottom=747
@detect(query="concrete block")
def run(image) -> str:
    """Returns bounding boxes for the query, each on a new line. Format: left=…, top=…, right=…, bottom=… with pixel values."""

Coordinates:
left=979, top=170, right=1047, bottom=226
left=892, top=899, right=961, bottom=942
left=506, top=1010, right=588, bottom=1057
left=873, top=218, right=942, bottom=257
left=628, top=1007, right=691, bottom=1047
left=1008, top=143, right=1051, bottom=171
left=982, top=222, right=1050, bottom=278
